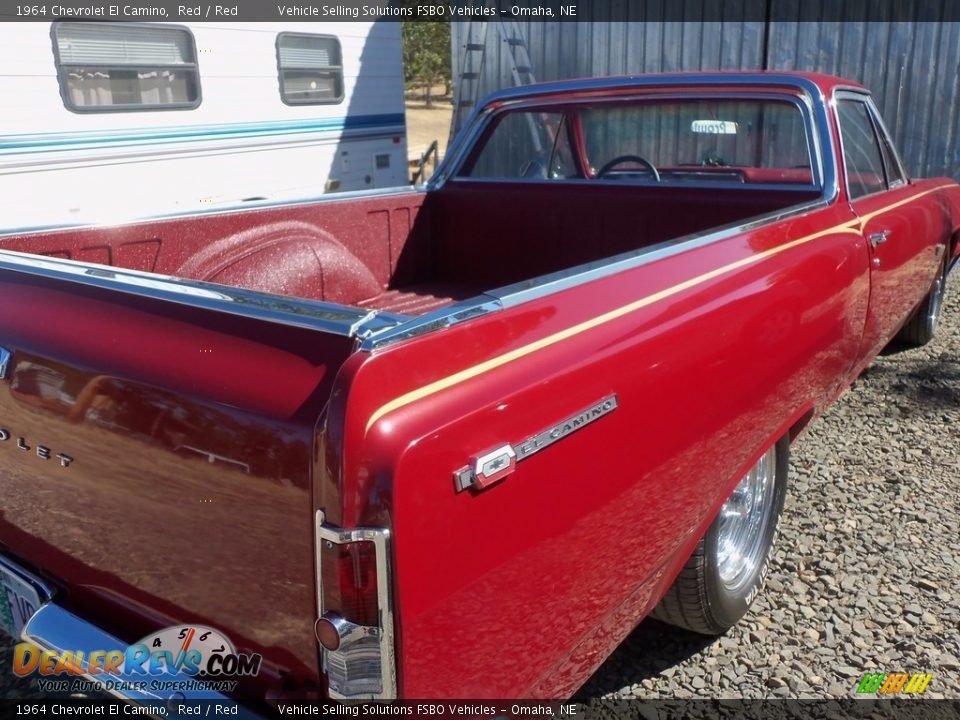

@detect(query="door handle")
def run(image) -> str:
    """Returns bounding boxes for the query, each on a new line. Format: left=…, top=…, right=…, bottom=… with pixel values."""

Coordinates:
left=868, top=229, right=891, bottom=248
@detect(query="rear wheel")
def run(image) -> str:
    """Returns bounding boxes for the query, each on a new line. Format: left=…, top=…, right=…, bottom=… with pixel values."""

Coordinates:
left=652, top=437, right=789, bottom=635
left=897, top=254, right=948, bottom=346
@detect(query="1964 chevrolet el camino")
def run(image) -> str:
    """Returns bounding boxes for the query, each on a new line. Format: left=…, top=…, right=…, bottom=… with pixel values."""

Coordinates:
left=0, top=72, right=956, bottom=704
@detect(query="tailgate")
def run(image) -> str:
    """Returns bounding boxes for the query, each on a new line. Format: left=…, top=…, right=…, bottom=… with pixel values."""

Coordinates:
left=0, top=251, right=375, bottom=692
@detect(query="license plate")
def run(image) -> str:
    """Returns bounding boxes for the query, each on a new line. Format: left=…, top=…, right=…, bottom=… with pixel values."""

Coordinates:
left=0, top=558, right=45, bottom=640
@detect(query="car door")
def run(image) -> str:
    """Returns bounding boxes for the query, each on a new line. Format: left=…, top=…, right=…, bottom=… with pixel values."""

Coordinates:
left=835, top=93, right=938, bottom=360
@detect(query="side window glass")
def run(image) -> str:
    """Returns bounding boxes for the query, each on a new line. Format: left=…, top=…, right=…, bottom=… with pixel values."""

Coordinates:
left=462, top=111, right=574, bottom=180
left=872, top=110, right=907, bottom=187
left=837, top=100, right=887, bottom=200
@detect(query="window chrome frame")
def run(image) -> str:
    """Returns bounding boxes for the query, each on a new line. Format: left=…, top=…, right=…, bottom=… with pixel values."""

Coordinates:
left=0, top=249, right=406, bottom=339
left=431, top=74, right=838, bottom=198
left=833, top=88, right=902, bottom=202
left=866, top=96, right=909, bottom=188
left=451, top=91, right=823, bottom=191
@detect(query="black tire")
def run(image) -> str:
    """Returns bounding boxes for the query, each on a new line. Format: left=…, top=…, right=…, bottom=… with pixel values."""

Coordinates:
left=652, top=437, right=789, bottom=635
left=896, top=254, right=948, bottom=346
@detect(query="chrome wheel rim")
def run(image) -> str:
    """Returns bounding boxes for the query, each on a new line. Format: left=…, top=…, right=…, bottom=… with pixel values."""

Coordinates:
left=715, top=446, right=777, bottom=593
left=926, top=264, right=946, bottom=335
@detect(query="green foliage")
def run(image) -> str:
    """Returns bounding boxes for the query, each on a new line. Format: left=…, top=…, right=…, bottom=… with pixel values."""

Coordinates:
left=402, top=21, right=451, bottom=106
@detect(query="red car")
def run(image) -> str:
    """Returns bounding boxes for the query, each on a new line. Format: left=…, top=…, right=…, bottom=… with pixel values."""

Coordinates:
left=0, top=72, right=956, bottom=703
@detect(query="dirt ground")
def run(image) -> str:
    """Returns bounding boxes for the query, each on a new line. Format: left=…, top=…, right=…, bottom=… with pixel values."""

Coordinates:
left=405, top=100, right=454, bottom=182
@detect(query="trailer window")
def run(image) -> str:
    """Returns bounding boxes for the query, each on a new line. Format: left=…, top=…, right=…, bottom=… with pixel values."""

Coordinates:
left=276, top=33, right=344, bottom=105
left=53, top=23, right=200, bottom=112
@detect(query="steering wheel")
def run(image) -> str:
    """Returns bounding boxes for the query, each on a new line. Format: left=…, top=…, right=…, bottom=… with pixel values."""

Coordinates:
left=595, top=155, right=661, bottom=181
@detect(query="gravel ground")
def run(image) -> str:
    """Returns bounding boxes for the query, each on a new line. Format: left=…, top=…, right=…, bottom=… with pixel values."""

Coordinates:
left=1, top=279, right=958, bottom=707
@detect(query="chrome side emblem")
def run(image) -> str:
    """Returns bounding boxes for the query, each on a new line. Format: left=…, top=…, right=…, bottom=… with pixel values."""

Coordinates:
left=454, top=394, right=619, bottom=493
left=0, top=346, right=9, bottom=380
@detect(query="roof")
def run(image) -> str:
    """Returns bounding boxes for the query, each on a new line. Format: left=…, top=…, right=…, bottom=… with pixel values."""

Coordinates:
left=482, top=71, right=868, bottom=106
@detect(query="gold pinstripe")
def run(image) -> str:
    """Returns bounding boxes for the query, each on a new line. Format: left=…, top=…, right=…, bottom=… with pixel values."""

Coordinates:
left=364, top=185, right=954, bottom=433
left=856, top=183, right=954, bottom=226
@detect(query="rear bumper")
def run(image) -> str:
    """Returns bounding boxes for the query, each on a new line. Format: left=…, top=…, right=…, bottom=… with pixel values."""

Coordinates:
left=22, top=603, right=233, bottom=704
left=2, top=551, right=234, bottom=704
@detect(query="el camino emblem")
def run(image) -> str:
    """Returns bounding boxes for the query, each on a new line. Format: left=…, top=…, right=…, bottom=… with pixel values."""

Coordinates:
left=454, top=394, right=619, bottom=493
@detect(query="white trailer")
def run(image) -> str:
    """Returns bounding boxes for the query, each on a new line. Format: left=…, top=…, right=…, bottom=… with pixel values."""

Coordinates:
left=0, top=21, right=408, bottom=229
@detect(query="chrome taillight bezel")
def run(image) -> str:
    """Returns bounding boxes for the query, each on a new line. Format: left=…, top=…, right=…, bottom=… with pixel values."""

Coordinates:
left=315, top=510, right=396, bottom=700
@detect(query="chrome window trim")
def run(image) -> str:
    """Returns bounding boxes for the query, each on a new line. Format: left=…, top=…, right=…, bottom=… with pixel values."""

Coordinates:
left=864, top=96, right=909, bottom=187
left=315, top=510, right=396, bottom=700
left=451, top=91, right=822, bottom=191
left=431, top=74, right=838, bottom=196
left=450, top=175, right=822, bottom=193
left=833, top=89, right=897, bottom=202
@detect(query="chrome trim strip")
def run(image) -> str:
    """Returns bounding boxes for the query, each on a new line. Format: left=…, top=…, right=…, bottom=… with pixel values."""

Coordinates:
left=491, top=198, right=832, bottom=310
left=832, top=88, right=895, bottom=203
left=449, top=90, right=824, bottom=190
left=360, top=297, right=502, bottom=351
left=22, top=604, right=232, bottom=703
left=315, top=510, right=396, bottom=700
left=452, top=176, right=818, bottom=192
left=361, top=193, right=833, bottom=349
left=865, top=94, right=910, bottom=185
left=0, top=250, right=409, bottom=339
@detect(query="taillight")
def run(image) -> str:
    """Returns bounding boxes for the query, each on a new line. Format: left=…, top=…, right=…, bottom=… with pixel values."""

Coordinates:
left=315, top=511, right=395, bottom=700
left=320, top=540, right=379, bottom=627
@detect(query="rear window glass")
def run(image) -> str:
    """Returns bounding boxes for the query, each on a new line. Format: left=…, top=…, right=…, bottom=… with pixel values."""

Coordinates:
left=461, top=97, right=815, bottom=187
left=582, top=99, right=812, bottom=184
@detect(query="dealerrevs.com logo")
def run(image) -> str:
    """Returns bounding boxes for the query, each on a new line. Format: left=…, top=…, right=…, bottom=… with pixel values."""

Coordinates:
left=13, top=624, right=261, bottom=695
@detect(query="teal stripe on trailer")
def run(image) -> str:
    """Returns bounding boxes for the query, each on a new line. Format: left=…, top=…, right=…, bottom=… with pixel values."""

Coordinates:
left=0, top=114, right=406, bottom=153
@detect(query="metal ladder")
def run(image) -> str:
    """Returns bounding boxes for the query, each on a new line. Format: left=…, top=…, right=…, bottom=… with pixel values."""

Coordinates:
left=451, top=19, right=538, bottom=142
left=496, top=20, right=537, bottom=89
